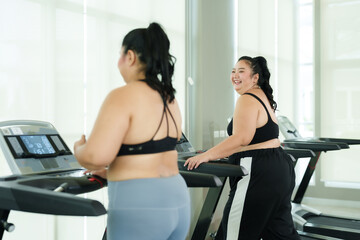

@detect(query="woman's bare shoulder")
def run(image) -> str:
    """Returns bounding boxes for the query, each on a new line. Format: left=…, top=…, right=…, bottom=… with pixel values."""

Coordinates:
left=237, top=92, right=259, bottom=106
left=107, top=81, right=146, bottom=101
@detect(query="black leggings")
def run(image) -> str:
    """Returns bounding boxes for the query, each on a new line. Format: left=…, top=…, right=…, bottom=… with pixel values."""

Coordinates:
left=219, top=148, right=300, bottom=240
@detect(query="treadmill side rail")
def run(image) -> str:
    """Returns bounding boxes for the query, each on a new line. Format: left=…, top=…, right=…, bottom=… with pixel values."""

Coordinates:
left=304, top=222, right=360, bottom=240
left=297, top=231, right=345, bottom=240
left=318, top=137, right=360, bottom=145
left=179, top=171, right=222, bottom=188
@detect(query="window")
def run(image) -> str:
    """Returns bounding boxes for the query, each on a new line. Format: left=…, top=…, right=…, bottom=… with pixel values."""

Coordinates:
left=0, top=1, right=185, bottom=239
left=320, top=0, right=360, bottom=187
left=297, top=0, right=314, bottom=137
left=295, top=0, right=315, bottom=187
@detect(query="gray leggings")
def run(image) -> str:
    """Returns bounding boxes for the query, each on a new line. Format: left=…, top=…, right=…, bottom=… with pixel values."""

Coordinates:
left=107, top=174, right=190, bottom=240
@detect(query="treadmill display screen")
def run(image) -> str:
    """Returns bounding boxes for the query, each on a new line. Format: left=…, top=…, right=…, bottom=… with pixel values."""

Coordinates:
left=20, top=135, right=55, bottom=155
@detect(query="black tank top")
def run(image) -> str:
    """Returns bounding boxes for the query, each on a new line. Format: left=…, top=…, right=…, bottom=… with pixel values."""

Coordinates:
left=117, top=98, right=178, bottom=156
left=227, top=93, right=279, bottom=144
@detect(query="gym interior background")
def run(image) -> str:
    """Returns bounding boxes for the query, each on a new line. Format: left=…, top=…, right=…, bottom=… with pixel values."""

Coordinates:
left=0, top=0, right=359, bottom=239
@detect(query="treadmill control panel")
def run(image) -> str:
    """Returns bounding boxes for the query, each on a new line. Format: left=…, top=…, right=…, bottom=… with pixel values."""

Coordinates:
left=176, top=133, right=195, bottom=153
left=0, top=120, right=81, bottom=175
left=278, top=116, right=302, bottom=139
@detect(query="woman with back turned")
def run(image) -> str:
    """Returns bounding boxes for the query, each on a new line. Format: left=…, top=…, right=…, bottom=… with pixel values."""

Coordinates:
left=185, top=56, right=300, bottom=240
left=74, top=22, right=190, bottom=240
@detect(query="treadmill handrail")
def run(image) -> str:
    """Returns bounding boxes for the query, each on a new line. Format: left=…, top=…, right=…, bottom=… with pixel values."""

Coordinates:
left=0, top=179, right=106, bottom=216
left=179, top=171, right=222, bottom=188
left=318, top=137, right=360, bottom=145
left=283, top=147, right=316, bottom=158
left=282, top=141, right=342, bottom=152
left=16, top=175, right=107, bottom=195
left=177, top=159, right=247, bottom=177
left=283, top=138, right=349, bottom=149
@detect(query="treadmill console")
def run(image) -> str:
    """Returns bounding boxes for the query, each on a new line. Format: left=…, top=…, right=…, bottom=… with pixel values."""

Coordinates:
left=0, top=120, right=81, bottom=175
left=176, top=133, right=195, bottom=153
left=278, top=116, right=302, bottom=139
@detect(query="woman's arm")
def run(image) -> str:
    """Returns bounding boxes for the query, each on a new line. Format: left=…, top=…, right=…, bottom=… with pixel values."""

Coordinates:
left=236, top=138, right=280, bottom=152
left=184, top=138, right=280, bottom=170
left=184, top=95, right=279, bottom=170
left=74, top=88, right=131, bottom=170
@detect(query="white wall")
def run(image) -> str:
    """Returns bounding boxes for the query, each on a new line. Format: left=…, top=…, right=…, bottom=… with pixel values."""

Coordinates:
left=237, top=0, right=296, bottom=120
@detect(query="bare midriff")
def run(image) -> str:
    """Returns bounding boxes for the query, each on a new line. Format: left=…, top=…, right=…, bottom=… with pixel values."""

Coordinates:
left=107, top=150, right=179, bottom=181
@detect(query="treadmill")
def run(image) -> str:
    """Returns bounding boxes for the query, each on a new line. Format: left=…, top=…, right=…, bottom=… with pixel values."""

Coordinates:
left=278, top=116, right=360, bottom=240
left=0, top=120, right=108, bottom=239
left=176, top=133, right=248, bottom=240
left=0, top=120, right=227, bottom=240
left=283, top=147, right=347, bottom=240
left=177, top=133, right=341, bottom=240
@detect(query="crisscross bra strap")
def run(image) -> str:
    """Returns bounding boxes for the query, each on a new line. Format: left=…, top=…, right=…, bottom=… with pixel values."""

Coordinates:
left=151, top=97, right=178, bottom=140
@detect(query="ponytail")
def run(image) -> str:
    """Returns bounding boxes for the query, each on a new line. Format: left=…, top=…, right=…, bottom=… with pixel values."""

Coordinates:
left=122, top=22, right=176, bottom=102
left=238, top=56, right=277, bottom=111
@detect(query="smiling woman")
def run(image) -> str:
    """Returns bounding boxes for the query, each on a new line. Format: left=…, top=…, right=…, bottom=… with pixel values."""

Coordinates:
left=185, top=56, right=300, bottom=240
left=230, top=59, right=260, bottom=95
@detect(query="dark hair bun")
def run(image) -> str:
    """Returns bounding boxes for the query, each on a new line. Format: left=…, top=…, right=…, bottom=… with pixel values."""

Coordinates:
left=122, top=22, right=176, bottom=102
left=238, top=56, right=277, bottom=110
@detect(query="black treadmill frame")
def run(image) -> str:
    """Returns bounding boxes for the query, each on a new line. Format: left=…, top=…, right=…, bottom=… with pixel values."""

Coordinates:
left=279, top=115, right=360, bottom=240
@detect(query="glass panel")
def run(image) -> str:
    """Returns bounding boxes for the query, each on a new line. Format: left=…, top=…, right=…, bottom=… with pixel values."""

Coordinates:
left=298, top=65, right=314, bottom=137
left=321, top=0, right=360, bottom=184
left=0, top=1, right=186, bottom=239
left=295, top=0, right=315, bottom=187
left=299, top=4, right=313, bottom=64
left=297, top=0, right=314, bottom=138
left=0, top=0, right=45, bottom=121
left=299, top=0, right=313, bottom=4
left=53, top=8, right=84, bottom=145
left=326, top=1, right=360, bottom=60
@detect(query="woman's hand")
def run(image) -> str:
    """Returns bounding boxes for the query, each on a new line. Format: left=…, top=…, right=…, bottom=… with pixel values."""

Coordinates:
left=74, top=134, right=86, bottom=152
left=184, top=153, right=210, bottom=170
left=85, top=168, right=107, bottom=179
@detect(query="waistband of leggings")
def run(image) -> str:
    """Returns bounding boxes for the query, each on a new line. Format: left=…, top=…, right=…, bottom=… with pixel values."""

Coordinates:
left=230, top=147, right=283, bottom=159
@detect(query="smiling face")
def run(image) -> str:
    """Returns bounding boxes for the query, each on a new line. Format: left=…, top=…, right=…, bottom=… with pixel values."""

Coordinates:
left=230, top=60, right=258, bottom=95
